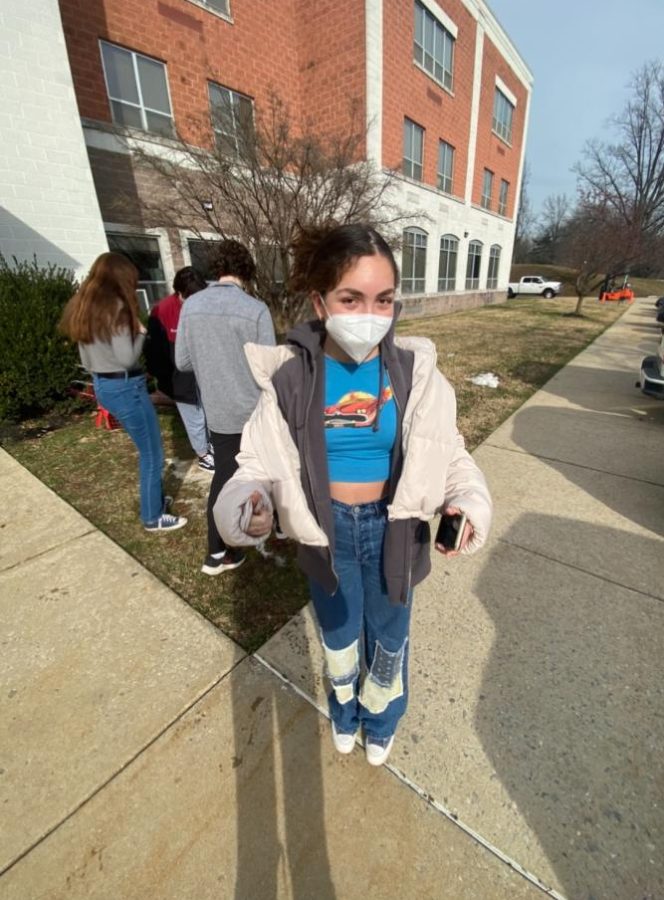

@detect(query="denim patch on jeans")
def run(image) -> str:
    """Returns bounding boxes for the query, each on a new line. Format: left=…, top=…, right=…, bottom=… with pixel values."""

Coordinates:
left=309, top=498, right=412, bottom=741
left=93, top=374, right=164, bottom=525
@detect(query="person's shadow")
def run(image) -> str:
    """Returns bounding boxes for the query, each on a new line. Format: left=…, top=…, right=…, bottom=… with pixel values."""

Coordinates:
left=229, top=556, right=337, bottom=900
left=473, top=513, right=664, bottom=900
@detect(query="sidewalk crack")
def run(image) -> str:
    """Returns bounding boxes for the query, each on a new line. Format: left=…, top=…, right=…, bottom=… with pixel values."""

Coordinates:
left=0, top=654, right=247, bottom=879
left=483, top=442, right=664, bottom=489
left=499, top=537, right=664, bottom=603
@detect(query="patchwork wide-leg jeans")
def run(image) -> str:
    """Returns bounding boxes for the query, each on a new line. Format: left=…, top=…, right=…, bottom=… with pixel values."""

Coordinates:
left=309, top=499, right=412, bottom=741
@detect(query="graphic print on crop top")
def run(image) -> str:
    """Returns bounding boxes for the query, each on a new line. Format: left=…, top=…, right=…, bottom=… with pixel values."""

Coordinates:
left=323, top=355, right=397, bottom=483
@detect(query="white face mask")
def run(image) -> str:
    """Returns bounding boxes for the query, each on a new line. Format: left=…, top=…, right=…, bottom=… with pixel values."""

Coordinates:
left=322, top=306, right=393, bottom=364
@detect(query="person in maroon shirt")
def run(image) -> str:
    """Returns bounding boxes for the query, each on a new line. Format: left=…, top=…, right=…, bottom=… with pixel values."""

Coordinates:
left=144, top=267, right=215, bottom=472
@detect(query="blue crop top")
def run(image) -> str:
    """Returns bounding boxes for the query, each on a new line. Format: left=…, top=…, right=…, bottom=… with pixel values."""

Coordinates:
left=324, top=355, right=397, bottom=482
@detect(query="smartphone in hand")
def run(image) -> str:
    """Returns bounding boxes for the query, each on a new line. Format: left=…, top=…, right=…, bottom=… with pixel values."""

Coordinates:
left=435, top=513, right=467, bottom=551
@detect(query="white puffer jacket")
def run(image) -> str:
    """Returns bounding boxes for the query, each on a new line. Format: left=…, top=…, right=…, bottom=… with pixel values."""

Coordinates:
left=215, top=335, right=492, bottom=555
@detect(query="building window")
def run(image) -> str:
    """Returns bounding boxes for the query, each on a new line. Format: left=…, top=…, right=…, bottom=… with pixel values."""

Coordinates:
left=493, top=88, right=514, bottom=144
left=187, top=238, right=222, bottom=281
left=99, top=41, right=173, bottom=137
left=402, top=228, right=428, bottom=293
left=195, top=0, right=229, bottom=14
left=498, top=179, right=509, bottom=216
left=438, top=234, right=458, bottom=291
left=481, top=169, right=493, bottom=210
left=107, top=232, right=167, bottom=307
left=465, top=239, right=483, bottom=290
left=437, top=141, right=454, bottom=194
left=413, top=1, right=454, bottom=91
left=487, top=244, right=501, bottom=289
left=403, top=119, right=424, bottom=181
left=209, top=82, right=254, bottom=157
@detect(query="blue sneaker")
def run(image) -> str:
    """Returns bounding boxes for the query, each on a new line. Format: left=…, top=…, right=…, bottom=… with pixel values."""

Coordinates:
left=144, top=513, right=187, bottom=533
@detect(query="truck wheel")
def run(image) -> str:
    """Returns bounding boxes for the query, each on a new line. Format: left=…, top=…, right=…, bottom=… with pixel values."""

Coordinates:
left=542, top=289, right=555, bottom=299
left=507, top=288, right=515, bottom=299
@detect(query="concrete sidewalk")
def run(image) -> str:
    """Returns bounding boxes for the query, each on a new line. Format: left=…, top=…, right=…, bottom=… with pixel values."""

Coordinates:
left=1, top=298, right=663, bottom=899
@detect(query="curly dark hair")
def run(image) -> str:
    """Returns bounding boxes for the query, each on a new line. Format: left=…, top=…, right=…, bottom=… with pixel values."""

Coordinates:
left=289, top=223, right=399, bottom=295
left=173, top=266, right=206, bottom=298
left=213, top=239, right=256, bottom=284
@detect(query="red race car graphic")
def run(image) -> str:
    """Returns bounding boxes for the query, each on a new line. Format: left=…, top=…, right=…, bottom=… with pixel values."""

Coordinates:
left=324, top=386, right=393, bottom=428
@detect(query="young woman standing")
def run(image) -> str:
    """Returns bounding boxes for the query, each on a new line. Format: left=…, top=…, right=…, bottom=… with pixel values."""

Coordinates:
left=215, top=225, right=492, bottom=765
left=59, top=252, right=187, bottom=533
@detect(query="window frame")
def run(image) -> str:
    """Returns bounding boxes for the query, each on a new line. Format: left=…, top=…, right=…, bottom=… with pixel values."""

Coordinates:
left=437, top=140, right=454, bottom=195
left=403, top=118, right=425, bottom=181
left=401, top=227, right=428, bottom=294
left=413, top=0, right=455, bottom=92
left=208, top=81, right=254, bottom=158
left=498, top=179, right=509, bottom=216
left=465, top=239, right=483, bottom=290
left=438, top=233, right=459, bottom=292
left=487, top=244, right=501, bottom=289
left=492, top=87, right=514, bottom=145
left=99, top=40, right=174, bottom=137
left=481, top=169, right=494, bottom=211
left=184, top=0, right=231, bottom=19
left=106, top=230, right=168, bottom=308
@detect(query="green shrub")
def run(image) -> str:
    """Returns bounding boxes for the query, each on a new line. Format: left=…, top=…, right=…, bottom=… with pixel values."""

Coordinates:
left=0, top=255, right=80, bottom=422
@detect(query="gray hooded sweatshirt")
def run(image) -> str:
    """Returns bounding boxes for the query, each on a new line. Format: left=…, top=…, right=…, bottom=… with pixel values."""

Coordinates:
left=175, top=282, right=276, bottom=433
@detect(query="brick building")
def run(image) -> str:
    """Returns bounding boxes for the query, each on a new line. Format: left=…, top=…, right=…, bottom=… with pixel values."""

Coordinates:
left=2, top=0, right=532, bottom=312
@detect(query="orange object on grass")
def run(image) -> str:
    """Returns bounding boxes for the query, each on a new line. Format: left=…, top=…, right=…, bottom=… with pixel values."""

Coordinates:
left=601, top=288, right=635, bottom=303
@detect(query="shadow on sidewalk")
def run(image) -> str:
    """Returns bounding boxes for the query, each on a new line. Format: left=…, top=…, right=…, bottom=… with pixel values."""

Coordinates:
left=474, top=513, right=664, bottom=900
left=509, top=405, right=664, bottom=534
left=231, top=640, right=337, bottom=899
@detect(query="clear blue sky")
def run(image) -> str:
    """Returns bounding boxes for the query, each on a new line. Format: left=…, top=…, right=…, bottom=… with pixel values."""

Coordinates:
left=487, top=0, right=664, bottom=216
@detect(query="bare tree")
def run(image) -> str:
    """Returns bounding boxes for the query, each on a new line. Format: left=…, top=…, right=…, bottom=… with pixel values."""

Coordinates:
left=574, top=60, right=664, bottom=246
left=530, top=193, right=572, bottom=264
left=560, top=202, right=644, bottom=314
left=121, top=93, right=411, bottom=329
left=513, top=159, right=536, bottom=261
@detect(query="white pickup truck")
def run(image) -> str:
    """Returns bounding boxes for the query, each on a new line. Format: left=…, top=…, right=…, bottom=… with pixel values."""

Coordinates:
left=507, top=275, right=562, bottom=299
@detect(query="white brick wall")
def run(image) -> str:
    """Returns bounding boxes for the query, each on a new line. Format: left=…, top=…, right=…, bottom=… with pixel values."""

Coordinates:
left=392, top=174, right=515, bottom=296
left=0, top=0, right=107, bottom=278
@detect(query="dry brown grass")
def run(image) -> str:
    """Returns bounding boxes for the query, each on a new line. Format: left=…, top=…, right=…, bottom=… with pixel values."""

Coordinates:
left=3, top=295, right=624, bottom=649
left=398, top=295, right=624, bottom=450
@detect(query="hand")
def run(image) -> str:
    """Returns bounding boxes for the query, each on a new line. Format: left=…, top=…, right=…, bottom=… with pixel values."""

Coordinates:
left=138, top=323, right=147, bottom=334
left=245, top=491, right=272, bottom=537
left=434, top=506, right=474, bottom=558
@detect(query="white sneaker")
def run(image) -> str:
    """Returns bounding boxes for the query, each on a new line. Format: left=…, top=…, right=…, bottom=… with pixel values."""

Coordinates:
left=197, top=452, right=215, bottom=472
left=331, top=722, right=357, bottom=755
left=365, top=734, right=395, bottom=766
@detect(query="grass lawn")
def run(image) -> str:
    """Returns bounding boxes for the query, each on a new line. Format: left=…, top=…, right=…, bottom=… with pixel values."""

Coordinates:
left=2, top=295, right=624, bottom=651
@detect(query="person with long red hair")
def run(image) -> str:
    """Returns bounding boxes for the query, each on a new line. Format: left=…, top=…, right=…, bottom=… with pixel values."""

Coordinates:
left=59, top=252, right=187, bottom=532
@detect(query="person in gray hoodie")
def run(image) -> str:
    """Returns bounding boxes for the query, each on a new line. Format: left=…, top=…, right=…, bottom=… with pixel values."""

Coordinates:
left=175, top=239, right=276, bottom=574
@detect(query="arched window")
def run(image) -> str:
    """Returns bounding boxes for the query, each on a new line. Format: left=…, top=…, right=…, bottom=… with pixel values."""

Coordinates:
left=465, top=239, right=483, bottom=290
left=438, top=234, right=459, bottom=291
left=487, top=244, right=501, bottom=289
left=402, top=228, right=428, bottom=293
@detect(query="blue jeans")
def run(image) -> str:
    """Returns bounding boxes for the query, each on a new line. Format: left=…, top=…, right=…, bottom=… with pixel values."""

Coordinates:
left=175, top=401, right=209, bottom=457
left=309, top=499, right=412, bottom=741
left=92, top=374, right=164, bottom=525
